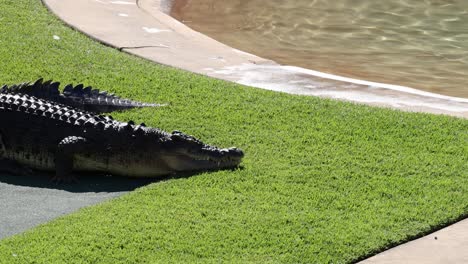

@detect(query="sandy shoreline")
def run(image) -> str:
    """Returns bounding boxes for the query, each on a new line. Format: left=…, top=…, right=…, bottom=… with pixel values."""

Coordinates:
left=42, top=0, right=468, bottom=118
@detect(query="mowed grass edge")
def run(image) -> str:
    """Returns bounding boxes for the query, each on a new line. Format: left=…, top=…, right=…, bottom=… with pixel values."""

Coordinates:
left=0, top=0, right=467, bottom=263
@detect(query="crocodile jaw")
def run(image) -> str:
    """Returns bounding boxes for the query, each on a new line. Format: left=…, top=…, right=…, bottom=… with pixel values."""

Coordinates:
left=103, top=147, right=243, bottom=178
left=162, top=147, right=244, bottom=173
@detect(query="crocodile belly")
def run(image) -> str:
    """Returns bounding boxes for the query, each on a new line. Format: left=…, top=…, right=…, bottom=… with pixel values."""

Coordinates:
left=3, top=148, right=55, bottom=171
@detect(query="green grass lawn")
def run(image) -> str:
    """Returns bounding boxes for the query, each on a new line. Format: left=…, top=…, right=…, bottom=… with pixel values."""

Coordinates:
left=0, top=0, right=467, bottom=263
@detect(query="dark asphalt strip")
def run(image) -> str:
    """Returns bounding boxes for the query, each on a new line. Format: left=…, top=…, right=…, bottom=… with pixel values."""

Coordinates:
left=0, top=173, right=155, bottom=239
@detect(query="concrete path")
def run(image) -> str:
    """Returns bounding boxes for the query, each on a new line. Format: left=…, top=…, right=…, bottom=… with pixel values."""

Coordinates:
left=0, top=172, right=153, bottom=239
left=41, top=0, right=468, bottom=118
left=360, top=219, right=468, bottom=264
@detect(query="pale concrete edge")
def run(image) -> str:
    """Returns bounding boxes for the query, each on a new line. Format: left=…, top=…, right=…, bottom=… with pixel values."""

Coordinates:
left=39, top=0, right=200, bottom=74
left=40, top=0, right=120, bottom=51
left=357, top=216, right=468, bottom=263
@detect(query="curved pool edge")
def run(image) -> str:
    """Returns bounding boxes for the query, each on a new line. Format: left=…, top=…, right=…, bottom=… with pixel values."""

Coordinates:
left=41, top=0, right=468, bottom=118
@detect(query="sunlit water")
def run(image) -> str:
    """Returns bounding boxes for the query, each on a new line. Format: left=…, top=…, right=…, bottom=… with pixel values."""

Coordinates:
left=171, top=0, right=468, bottom=98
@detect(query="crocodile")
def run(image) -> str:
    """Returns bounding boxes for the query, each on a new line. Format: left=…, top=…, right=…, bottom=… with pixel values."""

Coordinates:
left=1, top=78, right=166, bottom=113
left=0, top=92, right=243, bottom=181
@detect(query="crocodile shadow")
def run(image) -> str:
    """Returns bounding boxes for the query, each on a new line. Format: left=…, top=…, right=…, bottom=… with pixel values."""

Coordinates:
left=0, top=167, right=242, bottom=193
left=0, top=171, right=166, bottom=193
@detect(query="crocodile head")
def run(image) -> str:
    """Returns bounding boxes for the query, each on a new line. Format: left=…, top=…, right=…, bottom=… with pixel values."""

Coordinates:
left=161, top=131, right=244, bottom=173
left=106, top=129, right=244, bottom=177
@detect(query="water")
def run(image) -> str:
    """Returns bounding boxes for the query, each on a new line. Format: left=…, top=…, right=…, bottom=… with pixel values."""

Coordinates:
left=171, top=0, right=468, bottom=98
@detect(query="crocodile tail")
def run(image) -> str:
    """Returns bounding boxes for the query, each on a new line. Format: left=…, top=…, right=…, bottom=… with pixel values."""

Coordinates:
left=66, top=85, right=166, bottom=113
left=2, top=78, right=167, bottom=113
left=0, top=79, right=61, bottom=99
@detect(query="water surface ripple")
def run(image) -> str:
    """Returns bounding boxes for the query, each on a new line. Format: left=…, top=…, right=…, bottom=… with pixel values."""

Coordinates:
left=171, top=0, right=468, bottom=98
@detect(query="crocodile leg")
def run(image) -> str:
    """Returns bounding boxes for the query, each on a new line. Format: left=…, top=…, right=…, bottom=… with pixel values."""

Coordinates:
left=53, top=136, right=89, bottom=183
